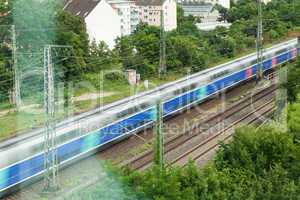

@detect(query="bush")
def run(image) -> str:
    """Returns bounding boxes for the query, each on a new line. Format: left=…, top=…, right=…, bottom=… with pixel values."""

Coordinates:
left=288, top=103, right=300, bottom=141
left=121, top=122, right=300, bottom=199
left=269, top=29, right=280, bottom=40
left=104, top=71, right=126, bottom=82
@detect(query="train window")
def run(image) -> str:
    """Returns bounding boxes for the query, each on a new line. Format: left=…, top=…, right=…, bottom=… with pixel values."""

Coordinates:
left=172, top=82, right=198, bottom=97
left=127, top=108, right=133, bottom=115
left=128, top=107, right=138, bottom=114
left=117, top=106, right=142, bottom=119
left=237, top=64, right=246, bottom=71
left=31, top=143, right=43, bottom=153
left=182, top=86, right=189, bottom=93
left=210, top=70, right=230, bottom=80
left=275, top=48, right=287, bottom=55
left=140, top=102, right=150, bottom=110
left=190, top=83, right=198, bottom=90
left=173, top=88, right=182, bottom=95
left=250, top=59, right=257, bottom=65
left=180, top=83, right=198, bottom=94
left=117, top=109, right=129, bottom=118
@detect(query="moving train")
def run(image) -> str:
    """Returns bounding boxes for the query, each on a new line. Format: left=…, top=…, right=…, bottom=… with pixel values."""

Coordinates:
left=0, top=38, right=299, bottom=196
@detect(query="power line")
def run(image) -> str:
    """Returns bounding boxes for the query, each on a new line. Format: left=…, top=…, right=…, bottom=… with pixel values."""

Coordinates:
left=0, top=48, right=203, bottom=84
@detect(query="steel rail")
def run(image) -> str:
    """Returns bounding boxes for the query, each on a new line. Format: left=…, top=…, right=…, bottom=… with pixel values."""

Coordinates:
left=170, top=100, right=274, bottom=166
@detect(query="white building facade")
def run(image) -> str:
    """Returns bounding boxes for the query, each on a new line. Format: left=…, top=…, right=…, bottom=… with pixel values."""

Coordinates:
left=137, top=0, right=177, bottom=31
left=64, top=0, right=121, bottom=49
left=108, top=0, right=140, bottom=36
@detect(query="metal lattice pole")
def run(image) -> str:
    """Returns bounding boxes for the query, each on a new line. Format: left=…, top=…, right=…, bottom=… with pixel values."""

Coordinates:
left=154, top=98, right=164, bottom=170
left=256, top=0, right=263, bottom=84
left=43, top=45, right=59, bottom=192
left=12, top=25, right=22, bottom=108
left=159, top=9, right=166, bottom=78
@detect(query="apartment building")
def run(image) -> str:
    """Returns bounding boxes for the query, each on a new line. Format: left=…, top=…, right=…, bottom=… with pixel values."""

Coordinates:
left=108, top=0, right=139, bottom=36
left=136, top=0, right=177, bottom=31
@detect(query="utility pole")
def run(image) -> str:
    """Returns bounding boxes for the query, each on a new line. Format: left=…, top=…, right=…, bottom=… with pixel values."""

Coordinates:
left=43, top=45, right=71, bottom=193
left=256, top=0, right=263, bottom=84
left=43, top=45, right=59, bottom=193
left=12, top=25, right=21, bottom=108
left=154, top=98, right=164, bottom=170
left=159, top=9, right=166, bottom=78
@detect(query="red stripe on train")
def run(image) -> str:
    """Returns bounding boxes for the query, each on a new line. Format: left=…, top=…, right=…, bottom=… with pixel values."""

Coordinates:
left=272, top=57, right=277, bottom=67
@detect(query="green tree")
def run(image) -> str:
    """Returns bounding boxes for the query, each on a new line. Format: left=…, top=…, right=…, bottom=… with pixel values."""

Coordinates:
left=268, top=0, right=300, bottom=26
left=0, top=0, right=11, bottom=24
left=215, top=125, right=299, bottom=177
left=55, top=10, right=89, bottom=82
left=227, top=0, right=257, bottom=22
left=281, top=59, right=300, bottom=103
left=0, top=58, right=12, bottom=102
left=115, top=24, right=160, bottom=78
left=54, top=10, right=90, bottom=114
left=88, top=40, right=117, bottom=72
left=115, top=36, right=135, bottom=69
left=214, top=5, right=229, bottom=22
left=176, top=6, right=199, bottom=36
left=0, top=0, right=12, bottom=102
left=288, top=103, right=300, bottom=141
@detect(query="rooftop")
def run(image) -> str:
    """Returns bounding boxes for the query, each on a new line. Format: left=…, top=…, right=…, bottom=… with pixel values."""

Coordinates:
left=63, top=0, right=101, bottom=18
left=135, top=0, right=165, bottom=6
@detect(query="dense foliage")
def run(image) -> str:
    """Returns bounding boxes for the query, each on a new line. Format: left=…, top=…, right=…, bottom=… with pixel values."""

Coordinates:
left=288, top=103, right=300, bottom=140
left=55, top=10, right=89, bottom=82
left=119, top=122, right=300, bottom=200
left=0, top=0, right=12, bottom=101
left=281, top=59, right=300, bottom=102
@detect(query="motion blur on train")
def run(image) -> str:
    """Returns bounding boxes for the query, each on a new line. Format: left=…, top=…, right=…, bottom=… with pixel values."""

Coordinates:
left=0, top=38, right=299, bottom=196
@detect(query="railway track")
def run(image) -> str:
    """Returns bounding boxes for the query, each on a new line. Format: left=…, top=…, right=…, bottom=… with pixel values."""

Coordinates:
left=97, top=80, right=262, bottom=164
left=171, top=99, right=274, bottom=167
left=123, top=84, right=276, bottom=171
